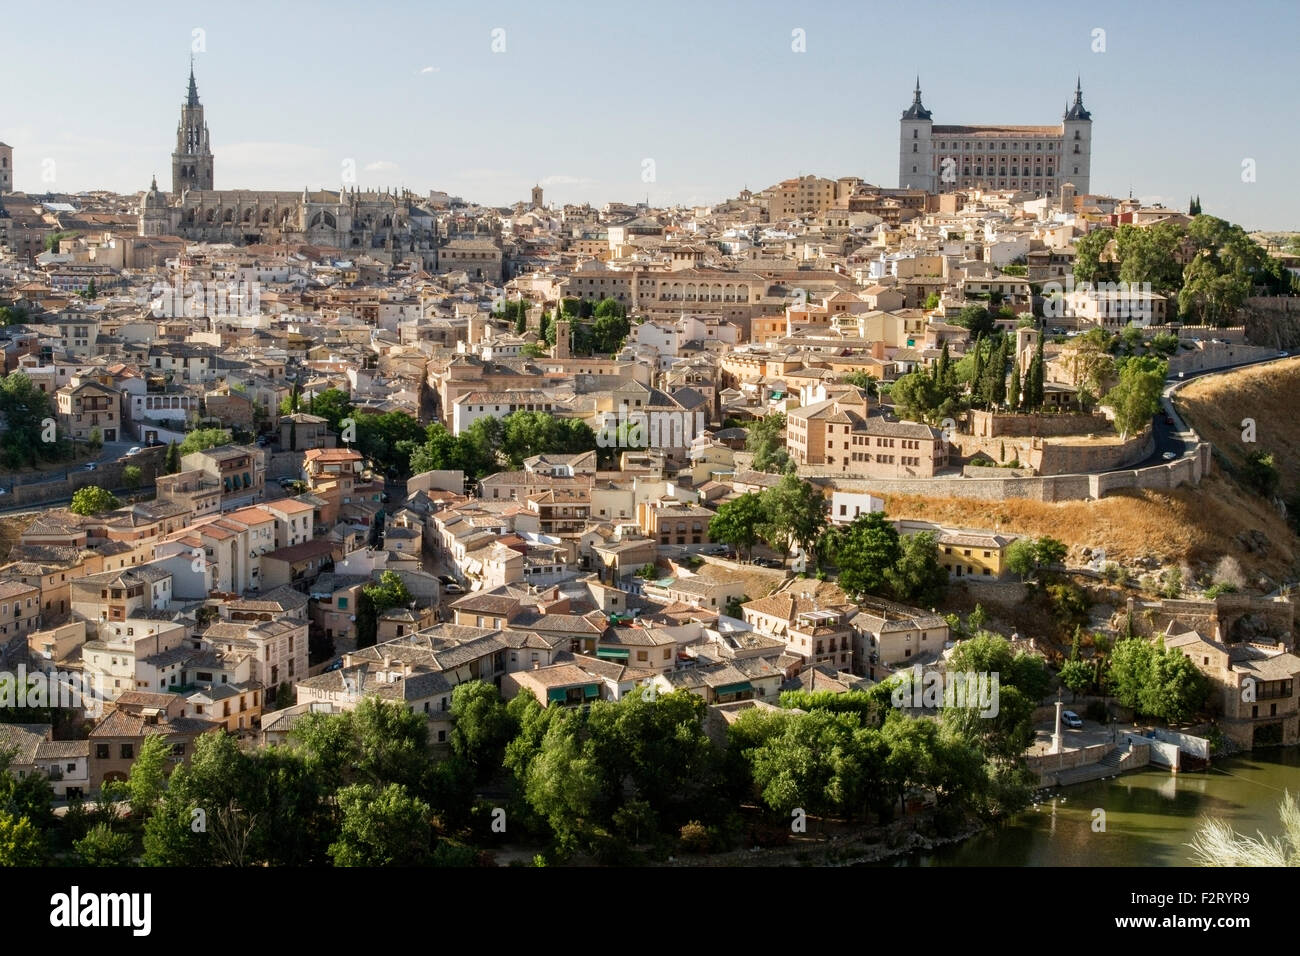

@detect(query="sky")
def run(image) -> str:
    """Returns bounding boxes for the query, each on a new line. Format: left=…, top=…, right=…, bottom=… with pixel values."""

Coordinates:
left=2, top=0, right=1297, bottom=229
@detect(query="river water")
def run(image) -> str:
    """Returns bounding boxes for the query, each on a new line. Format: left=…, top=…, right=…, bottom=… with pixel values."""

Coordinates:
left=898, top=749, right=1300, bottom=866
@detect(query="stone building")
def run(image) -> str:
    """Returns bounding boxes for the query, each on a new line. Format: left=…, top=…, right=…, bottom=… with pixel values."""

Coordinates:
left=899, top=78, right=1093, bottom=196
left=138, top=66, right=441, bottom=258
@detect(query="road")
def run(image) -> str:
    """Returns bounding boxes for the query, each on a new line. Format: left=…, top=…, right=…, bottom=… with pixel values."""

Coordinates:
left=5, top=439, right=141, bottom=490
left=1109, top=351, right=1290, bottom=472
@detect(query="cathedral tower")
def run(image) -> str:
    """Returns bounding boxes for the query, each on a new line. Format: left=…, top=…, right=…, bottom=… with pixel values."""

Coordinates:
left=172, top=62, right=214, bottom=195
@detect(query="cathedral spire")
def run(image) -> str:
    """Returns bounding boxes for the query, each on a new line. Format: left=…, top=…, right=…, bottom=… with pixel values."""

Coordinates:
left=187, top=58, right=201, bottom=108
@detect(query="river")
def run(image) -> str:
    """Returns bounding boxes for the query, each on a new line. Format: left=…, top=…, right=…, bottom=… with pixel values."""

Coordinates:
left=898, top=749, right=1300, bottom=866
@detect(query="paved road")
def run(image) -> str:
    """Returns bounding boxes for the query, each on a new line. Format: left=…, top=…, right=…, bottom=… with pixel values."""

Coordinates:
left=1110, top=351, right=1290, bottom=472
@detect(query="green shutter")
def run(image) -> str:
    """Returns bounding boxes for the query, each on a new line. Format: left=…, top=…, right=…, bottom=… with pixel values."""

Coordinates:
left=583, top=684, right=599, bottom=699
left=546, top=688, right=567, bottom=704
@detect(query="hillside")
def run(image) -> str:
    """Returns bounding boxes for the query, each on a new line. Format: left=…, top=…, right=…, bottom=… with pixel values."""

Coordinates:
left=880, top=360, right=1300, bottom=588
left=1176, top=356, right=1300, bottom=500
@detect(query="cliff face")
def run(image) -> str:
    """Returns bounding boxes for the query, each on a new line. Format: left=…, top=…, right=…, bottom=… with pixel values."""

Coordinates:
left=1245, top=297, right=1300, bottom=350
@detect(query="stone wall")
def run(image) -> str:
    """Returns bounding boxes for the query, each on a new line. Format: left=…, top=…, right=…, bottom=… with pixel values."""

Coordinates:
left=969, top=408, right=1109, bottom=438
left=804, top=441, right=1206, bottom=504
left=2, top=447, right=167, bottom=508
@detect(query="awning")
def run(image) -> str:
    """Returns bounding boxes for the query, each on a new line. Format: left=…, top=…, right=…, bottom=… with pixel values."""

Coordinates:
left=714, top=681, right=753, bottom=696
left=596, top=647, right=630, bottom=659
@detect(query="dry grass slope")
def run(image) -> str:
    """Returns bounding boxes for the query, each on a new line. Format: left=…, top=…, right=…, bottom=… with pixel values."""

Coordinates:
left=1176, top=356, right=1300, bottom=499
left=879, top=360, right=1300, bottom=584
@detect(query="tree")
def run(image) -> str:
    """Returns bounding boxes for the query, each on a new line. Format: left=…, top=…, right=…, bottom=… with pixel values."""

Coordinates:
left=708, top=493, right=765, bottom=559
left=1035, top=536, right=1068, bottom=569
left=886, top=531, right=948, bottom=605
left=825, top=512, right=901, bottom=599
left=126, top=732, right=171, bottom=818
left=306, top=388, right=354, bottom=434
left=1242, top=451, right=1280, bottom=497
left=1005, top=537, right=1039, bottom=582
left=590, top=311, right=630, bottom=355
left=70, top=486, right=119, bottom=516
left=1059, top=659, right=1093, bottom=700
left=0, top=810, right=43, bottom=866
left=1107, top=637, right=1152, bottom=711
left=1103, top=359, right=1164, bottom=439
left=356, top=571, right=413, bottom=648
left=449, top=681, right=515, bottom=782
left=1007, top=357, right=1022, bottom=410
left=164, top=439, right=181, bottom=474
left=178, top=427, right=230, bottom=456
left=840, top=371, right=879, bottom=396
left=745, top=413, right=789, bottom=473
left=521, top=709, right=602, bottom=856
left=74, top=822, right=133, bottom=866
left=0, top=371, right=58, bottom=468
left=328, top=783, right=431, bottom=866
left=759, top=474, right=827, bottom=563
left=1073, top=228, right=1115, bottom=285
left=122, top=464, right=143, bottom=490
left=955, top=305, right=995, bottom=339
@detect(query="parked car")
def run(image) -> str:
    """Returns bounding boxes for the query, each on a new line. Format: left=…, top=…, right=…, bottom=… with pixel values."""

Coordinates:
left=124, top=446, right=143, bottom=457
left=753, top=557, right=783, bottom=568
left=1279, top=351, right=1290, bottom=358
left=84, top=462, right=97, bottom=471
left=1161, top=451, right=1177, bottom=461
left=1062, top=710, right=1084, bottom=729
left=443, top=582, right=465, bottom=594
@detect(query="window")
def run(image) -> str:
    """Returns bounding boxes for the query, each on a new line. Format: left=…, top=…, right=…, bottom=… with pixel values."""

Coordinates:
left=120, top=743, right=134, bottom=759
left=171, top=743, right=185, bottom=757
left=95, top=744, right=110, bottom=759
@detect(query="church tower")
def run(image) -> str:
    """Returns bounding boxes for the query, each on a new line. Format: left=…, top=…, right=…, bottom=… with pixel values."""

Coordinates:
left=0, top=142, right=12, bottom=194
left=172, top=62, right=214, bottom=195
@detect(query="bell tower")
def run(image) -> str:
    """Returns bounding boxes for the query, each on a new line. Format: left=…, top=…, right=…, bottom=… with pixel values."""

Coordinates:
left=172, top=61, right=214, bottom=195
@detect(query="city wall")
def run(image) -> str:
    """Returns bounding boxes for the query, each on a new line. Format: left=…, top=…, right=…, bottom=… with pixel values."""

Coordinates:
left=1, top=447, right=167, bottom=508
left=803, top=441, right=1210, bottom=503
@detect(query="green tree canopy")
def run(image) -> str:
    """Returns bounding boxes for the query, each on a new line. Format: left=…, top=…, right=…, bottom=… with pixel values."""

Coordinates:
left=707, top=492, right=765, bottom=558
left=70, top=486, right=120, bottom=516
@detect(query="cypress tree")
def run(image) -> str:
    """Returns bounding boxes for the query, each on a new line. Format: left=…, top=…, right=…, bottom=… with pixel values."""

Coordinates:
left=1008, top=356, right=1022, bottom=411
left=990, top=339, right=1007, bottom=406
left=971, top=335, right=985, bottom=406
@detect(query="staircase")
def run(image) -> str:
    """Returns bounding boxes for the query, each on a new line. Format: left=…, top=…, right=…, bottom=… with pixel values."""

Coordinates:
left=1098, top=745, right=1128, bottom=769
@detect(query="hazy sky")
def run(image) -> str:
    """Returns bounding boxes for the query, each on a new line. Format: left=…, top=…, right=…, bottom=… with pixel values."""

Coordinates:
left=3, top=0, right=1297, bottom=228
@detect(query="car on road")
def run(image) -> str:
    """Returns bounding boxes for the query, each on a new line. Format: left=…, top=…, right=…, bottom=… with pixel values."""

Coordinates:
left=1161, top=451, right=1177, bottom=461
left=124, top=446, right=143, bottom=457
left=700, top=544, right=728, bottom=555
left=443, top=582, right=465, bottom=594
left=84, top=462, right=97, bottom=471
left=1280, top=351, right=1290, bottom=358
left=1062, top=710, right=1084, bottom=729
